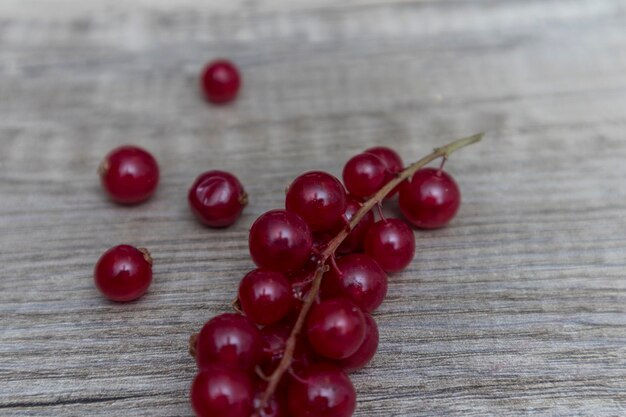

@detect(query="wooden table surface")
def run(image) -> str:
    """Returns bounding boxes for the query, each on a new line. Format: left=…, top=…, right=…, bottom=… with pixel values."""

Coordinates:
left=1, top=1, right=625, bottom=416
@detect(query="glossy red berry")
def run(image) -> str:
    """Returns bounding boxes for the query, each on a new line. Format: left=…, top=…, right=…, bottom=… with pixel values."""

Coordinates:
left=196, top=313, right=262, bottom=371
left=94, top=244, right=152, bottom=302
left=365, top=146, right=403, bottom=198
left=322, top=254, right=387, bottom=313
left=191, top=367, right=253, bottom=417
left=249, top=210, right=313, bottom=273
left=238, top=269, right=292, bottom=325
left=342, top=153, right=387, bottom=199
left=334, top=313, right=379, bottom=373
left=306, top=298, right=366, bottom=360
left=399, top=167, right=461, bottom=229
left=286, top=171, right=347, bottom=232
left=99, top=145, right=159, bottom=205
left=336, top=196, right=375, bottom=255
left=364, top=219, right=415, bottom=273
left=188, top=170, right=247, bottom=228
left=287, top=364, right=356, bottom=417
left=200, top=60, right=241, bottom=104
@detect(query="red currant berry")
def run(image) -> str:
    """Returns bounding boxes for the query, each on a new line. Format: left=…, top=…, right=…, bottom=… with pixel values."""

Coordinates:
left=259, top=324, right=315, bottom=375
left=306, top=298, right=366, bottom=360
left=238, top=269, right=292, bottom=325
left=334, top=313, right=379, bottom=372
left=399, top=167, right=461, bottom=229
left=259, top=324, right=290, bottom=374
left=249, top=210, right=313, bottom=273
left=364, top=219, right=415, bottom=273
left=253, top=384, right=288, bottom=417
left=283, top=268, right=317, bottom=325
left=94, top=244, right=152, bottom=302
left=188, top=170, right=247, bottom=228
left=200, top=60, right=241, bottom=104
left=99, top=146, right=159, bottom=205
left=286, top=171, right=347, bottom=232
left=365, top=146, right=403, bottom=198
left=196, top=313, right=262, bottom=371
left=336, top=196, right=375, bottom=255
left=365, top=146, right=403, bottom=175
left=342, top=153, right=387, bottom=199
left=191, top=367, right=253, bottom=417
left=313, top=231, right=332, bottom=251
left=287, top=364, right=356, bottom=417
left=286, top=246, right=322, bottom=284
left=322, top=254, right=387, bottom=313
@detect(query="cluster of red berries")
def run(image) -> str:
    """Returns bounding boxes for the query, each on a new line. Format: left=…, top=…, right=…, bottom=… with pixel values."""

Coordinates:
left=190, top=146, right=461, bottom=417
left=91, top=58, right=469, bottom=417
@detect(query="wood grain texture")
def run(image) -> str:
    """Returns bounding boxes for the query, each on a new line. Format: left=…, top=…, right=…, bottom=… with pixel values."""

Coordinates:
left=1, top=0, right=625, bottom=416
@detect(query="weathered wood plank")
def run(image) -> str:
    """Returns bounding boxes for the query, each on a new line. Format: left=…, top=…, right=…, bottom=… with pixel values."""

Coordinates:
left=0, top=0, right=625, bottom=416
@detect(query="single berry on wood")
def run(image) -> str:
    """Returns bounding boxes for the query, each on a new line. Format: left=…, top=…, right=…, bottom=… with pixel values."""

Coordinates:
left=200, top=60, right=241, bottom=104
left=94, top=244, right=153, bottom=302
left=188, top=170, right=247, bottom=227
left=99, top=145, right=159, bottom=205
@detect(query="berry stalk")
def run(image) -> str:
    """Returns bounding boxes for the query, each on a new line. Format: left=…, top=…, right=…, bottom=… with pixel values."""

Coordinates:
left=254, top=132, right=483, bottom=412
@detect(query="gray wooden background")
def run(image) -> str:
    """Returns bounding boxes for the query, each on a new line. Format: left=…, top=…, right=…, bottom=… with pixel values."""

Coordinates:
left=1, top=0, right=625, bottom=416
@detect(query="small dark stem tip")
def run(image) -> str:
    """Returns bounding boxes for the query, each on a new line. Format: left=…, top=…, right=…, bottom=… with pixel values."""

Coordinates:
left=189, top=333, right=199, bottom=358
left=138, top=248, right=153, bottom=265
left=239, top=191, right=249, bottom=207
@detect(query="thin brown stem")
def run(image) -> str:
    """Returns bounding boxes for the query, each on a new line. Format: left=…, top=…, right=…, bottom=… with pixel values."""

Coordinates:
left=438, top=154, right=448, bottom=173
left=188, top=333, right=198, bottom=358
left=376, top=202, right=386, bottom=222
left=252, top=133, right=483, bottom=414
left=329, top=255, right=342, bottom=277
